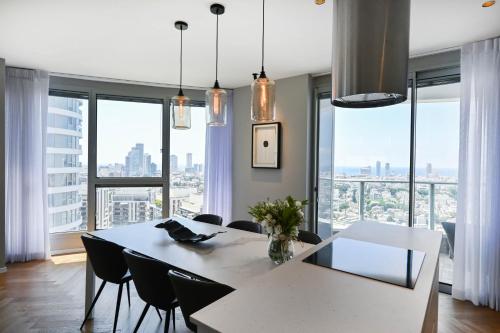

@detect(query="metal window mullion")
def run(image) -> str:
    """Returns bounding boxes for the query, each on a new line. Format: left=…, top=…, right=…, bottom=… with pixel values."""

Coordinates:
left=94, top=177, right=164, bottom=187
left=408, top=74, right=417, bottom=228
left=162, top=98, right=170, bottom=218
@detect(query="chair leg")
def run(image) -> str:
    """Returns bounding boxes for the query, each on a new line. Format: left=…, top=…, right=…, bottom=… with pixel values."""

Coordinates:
left=156, top=307, right=163, bottom=321
left=80, top=280, right=106, bottom=330
left=164, top=308, right=171, bottom=333
left=113, top=283, right=124, bottom=333
left=126, top=281, right=131, bottom=306
left=172, top=307, right=176, bottom=331
left=133, top=304, right=150, bottom=333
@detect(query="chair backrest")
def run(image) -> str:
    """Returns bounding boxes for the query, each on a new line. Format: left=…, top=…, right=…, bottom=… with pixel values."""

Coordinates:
left=122, top=249, right=176, bottom=310
left=298, top=230, right=322, bottom=245
left=193, top=214, right=223, bottom=226
left=168, top=270, right=233, bottom=332
left=81, top=234, right=129, bottom=284
left=227, top=220, right=262, bottom=234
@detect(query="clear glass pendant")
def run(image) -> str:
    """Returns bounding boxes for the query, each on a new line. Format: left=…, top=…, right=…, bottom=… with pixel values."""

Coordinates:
left=171, top=91, right=191, bottom=130
left=206, top=81, right=227, bottom=126
left=251, top=73, right=276, bottom=122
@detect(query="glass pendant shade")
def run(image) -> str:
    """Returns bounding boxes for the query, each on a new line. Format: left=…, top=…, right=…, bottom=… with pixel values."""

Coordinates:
left=251, top=75, right=276, bottom=122
left=206, top=84, right=227, bottom=126
left=171, top=93, right=191, bottom=130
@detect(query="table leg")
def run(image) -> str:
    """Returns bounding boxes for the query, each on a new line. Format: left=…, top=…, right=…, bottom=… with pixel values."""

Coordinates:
left=84, top=258, right=95, bottom=319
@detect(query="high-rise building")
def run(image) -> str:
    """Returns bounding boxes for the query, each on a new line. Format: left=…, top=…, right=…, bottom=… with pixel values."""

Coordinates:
left=170, top=155, right=178, bottom=172
left=426, top=163, right=433, bottom=178
left=144, top=153, right=152, bottom=176
left=385, top=162, right=391, bottom=176
left=47, top=96, right=84, bottom=233
left=125, top=143, right=144, bottom=176
left=376, top=161, right=381, bottom=177
left=186, top=153, right=193, bottom=169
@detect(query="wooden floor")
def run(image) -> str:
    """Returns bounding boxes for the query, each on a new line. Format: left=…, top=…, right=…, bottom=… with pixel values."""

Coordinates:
left=0, top=254, right=499, bottom=333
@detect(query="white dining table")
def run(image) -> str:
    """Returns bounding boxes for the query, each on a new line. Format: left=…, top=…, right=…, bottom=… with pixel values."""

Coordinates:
left=84, top=217, right=314, bottom=317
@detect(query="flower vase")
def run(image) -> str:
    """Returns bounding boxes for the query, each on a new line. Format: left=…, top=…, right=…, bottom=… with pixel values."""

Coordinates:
left=268, top=235, right=294, bottom=264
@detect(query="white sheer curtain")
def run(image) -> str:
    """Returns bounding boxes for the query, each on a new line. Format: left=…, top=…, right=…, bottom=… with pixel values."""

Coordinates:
left=453, top=37, right=500, bottom=311
left=5, top=68, right=50, bottom=262
left=203, top=91, right=233, bottom=225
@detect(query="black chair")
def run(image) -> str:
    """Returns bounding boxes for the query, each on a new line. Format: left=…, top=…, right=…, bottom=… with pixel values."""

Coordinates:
left=168, top=270, right=234, bottom=332
left=123, top=249, right=178, bottom=333
left=80, top=234, right=132, bottom=333
left=227, top=220, right=262, bottom=233
left=298, top=230, right=322, bottom=245
left=193, top=214, right=223, bottom=226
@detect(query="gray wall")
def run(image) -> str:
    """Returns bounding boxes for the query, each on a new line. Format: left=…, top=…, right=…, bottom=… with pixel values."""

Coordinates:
left=0, top=59, right=5, bottom=270
left=232, top=74, right=312, bottom=223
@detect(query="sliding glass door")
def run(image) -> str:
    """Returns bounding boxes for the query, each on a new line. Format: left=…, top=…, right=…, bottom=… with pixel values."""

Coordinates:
left=315, top=68, right=460, bottom=288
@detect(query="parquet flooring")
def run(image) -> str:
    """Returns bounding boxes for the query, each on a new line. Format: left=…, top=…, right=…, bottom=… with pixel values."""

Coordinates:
left=0, top=254, right=498, bottom=332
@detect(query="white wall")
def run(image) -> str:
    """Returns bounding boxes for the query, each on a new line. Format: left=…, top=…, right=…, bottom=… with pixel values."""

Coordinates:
left=232, top=74, right=312, bottom=221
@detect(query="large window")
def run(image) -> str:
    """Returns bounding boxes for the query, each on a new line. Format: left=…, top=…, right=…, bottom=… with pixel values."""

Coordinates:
left=97, top=98, right=163, bottom=177
left=47, top=93, right=88, bottom=233
left=169, top=106, right=206, bottom=218
left=316, top=71, right=460, bottom=287
left=47, top=84, right=206, bottom=242
left=415, top=81, right=460, bottom=285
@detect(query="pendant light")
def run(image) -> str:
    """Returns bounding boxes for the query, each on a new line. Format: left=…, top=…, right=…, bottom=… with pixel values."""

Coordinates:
left=206, top=4, right=228, bottom=126
left=251, top=0, right=276, bottom=122
left=331, top=0, right=410, bottom=108
left=172, top=21, right=191, bottom=129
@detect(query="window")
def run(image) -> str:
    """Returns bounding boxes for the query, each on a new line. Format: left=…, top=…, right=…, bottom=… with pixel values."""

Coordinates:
left=47, top=93, right=88, bottom=233
left=316, top=70, right=460, bottom=289
left=318, top=89, right=411, bottom=233
left=97, top=98, right=163, bottom=177
left=95, top=187, right=163, bottom=229
left=415, top=81, right=460, bottom=285
left=169, top=106, right=206, bottom=219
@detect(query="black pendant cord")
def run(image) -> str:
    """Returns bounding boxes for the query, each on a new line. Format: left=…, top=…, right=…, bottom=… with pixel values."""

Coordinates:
left=215, top=13, right=219, bottom=84
left=261, top=0, right=265, bottom=73
left=179, top=28, right=183, bottom=94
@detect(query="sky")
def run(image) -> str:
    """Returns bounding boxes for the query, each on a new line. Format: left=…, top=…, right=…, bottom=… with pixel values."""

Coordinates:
left=319, top=88, right=460, bottom=171
left=80, top=100, right=206, bottom=168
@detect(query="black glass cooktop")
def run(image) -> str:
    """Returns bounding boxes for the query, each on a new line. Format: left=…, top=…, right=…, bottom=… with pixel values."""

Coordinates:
left=303, top=237, right=425, bottom=289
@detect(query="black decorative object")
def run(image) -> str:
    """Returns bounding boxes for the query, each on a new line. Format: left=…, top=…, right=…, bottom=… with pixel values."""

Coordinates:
left=155, top=220, right=226, bottom=243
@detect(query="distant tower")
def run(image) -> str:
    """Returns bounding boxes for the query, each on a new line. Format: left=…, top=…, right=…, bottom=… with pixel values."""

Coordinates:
left=385, top=163, right=391, bottom=176
left=186, top=153, right=193, bottom=169
left=376, top=161, right=381, bottom=177
left=426, top=163, right=433, bottom=178
left=170, top=155, right=178, bottom=172
left=144, top=154, right=152, bottom=176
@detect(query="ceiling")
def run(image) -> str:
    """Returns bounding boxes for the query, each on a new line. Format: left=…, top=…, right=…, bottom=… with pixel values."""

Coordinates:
left=0, top=0, right=499, bottom=89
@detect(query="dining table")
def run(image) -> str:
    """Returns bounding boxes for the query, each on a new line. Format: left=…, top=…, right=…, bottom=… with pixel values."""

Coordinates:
left=84, top=217, right=314, bottom=318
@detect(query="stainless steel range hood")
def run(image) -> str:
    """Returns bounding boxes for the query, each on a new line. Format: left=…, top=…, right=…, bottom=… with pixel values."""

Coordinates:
left=331, top=0, right=411, bottom=108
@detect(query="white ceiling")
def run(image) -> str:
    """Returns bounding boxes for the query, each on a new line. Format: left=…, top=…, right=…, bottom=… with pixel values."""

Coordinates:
left=0, top=0, right=499, bottom=89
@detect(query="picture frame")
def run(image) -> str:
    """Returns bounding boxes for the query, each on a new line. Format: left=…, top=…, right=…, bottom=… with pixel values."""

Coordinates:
left=252, top=122, right=281, bottom=169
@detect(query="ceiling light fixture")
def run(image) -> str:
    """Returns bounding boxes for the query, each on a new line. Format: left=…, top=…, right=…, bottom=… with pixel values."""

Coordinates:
left=172, top=21, right=191, bottom=130
left=251, top=0, right=276, bottom=122
left=331, top=0, right=411, bottom=108
left=482, top=0, right=496, bottom=7
left=206, top=3, right=227, bottom=127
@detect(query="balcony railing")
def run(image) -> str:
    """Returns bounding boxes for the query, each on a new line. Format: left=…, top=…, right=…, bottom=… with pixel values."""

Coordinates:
left=319, top=177, right=458, bottom=231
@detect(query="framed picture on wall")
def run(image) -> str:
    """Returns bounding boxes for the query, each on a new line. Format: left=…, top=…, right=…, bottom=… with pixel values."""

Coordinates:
left=252, top=122, right=281, bottom=169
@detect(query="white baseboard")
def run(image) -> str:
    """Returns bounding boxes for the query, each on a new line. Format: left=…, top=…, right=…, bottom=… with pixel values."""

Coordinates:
left=51, top=248, right=85, bottom=256
left=0, top=266, right=7, bottom=273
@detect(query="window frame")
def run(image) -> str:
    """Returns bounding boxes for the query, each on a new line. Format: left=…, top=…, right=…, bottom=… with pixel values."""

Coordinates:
left=48, top=77, right=206, bottom=254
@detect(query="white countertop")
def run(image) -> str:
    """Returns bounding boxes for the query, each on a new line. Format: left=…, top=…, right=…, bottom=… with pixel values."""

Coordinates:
left=191, top=222, right=442, bottom=333
left=90, top=217, right=313, bottom=289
